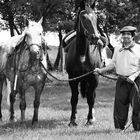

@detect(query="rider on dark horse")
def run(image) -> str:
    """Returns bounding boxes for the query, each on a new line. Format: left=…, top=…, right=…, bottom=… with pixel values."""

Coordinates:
left=63, top=0, right=108, bottom=58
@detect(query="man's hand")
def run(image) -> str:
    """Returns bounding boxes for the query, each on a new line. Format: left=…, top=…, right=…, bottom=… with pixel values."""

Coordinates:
left=127, top=75, right=135, bottom=84
left=127, top=71, right=140, bottom=84
left=94, top=68, right=102, bottom=75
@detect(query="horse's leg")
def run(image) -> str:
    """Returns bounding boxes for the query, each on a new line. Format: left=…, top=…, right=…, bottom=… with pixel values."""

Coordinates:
left=86, top=90, right=96, bottom=126
left=32, top=84, right=44, bottom=125
left=9, top=83, right=17, bottom=122
left=19, top=86, right=26, bottom=124
left=68, top=80, right=79, bottom=127
left=0, top=77, right=4, bottom=121
left=85, top=76, right=98, bottom=126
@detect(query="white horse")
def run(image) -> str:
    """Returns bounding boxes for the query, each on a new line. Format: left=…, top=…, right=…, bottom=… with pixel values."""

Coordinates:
left=0, top=30, right=26, bottom=121
left=0, top=18, right=47, bottom=123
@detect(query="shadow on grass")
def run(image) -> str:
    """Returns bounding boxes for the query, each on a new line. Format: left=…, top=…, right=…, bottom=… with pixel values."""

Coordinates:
left=0, top=119, right=135, bottom=137
left=0, top=118, right=65, bottom=135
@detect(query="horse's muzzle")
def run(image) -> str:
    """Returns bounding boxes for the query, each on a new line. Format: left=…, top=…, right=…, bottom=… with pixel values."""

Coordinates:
left=87, top=34, right=99, bottom=45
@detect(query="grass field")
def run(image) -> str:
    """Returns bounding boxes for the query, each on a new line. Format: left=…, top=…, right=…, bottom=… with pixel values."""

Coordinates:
left=0, top=75, right=140, bottom=140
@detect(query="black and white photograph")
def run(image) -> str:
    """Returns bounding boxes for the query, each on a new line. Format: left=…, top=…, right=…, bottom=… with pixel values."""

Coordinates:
left=0, top=0, right=140, bottom=139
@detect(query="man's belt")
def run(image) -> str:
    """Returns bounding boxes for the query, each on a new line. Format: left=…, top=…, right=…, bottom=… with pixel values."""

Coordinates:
left=117, top=75, right=129, bottom=80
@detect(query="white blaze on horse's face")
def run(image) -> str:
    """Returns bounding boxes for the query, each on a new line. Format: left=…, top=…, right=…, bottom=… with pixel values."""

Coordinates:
left=80, top=9, right=100, bottom=42
left=25, top=19, right=43, bottom=59
left=89, top=12, right=100, bottom=38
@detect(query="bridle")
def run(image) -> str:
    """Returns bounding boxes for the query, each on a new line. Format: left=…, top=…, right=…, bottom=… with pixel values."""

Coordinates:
left=24, top=35, right=44, bottom=61
left=28, top=43, right=42, bottom=49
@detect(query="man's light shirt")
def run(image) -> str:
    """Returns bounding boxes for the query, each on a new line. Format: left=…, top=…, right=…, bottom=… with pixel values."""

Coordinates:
left=112, top=43, right=140, bottom=76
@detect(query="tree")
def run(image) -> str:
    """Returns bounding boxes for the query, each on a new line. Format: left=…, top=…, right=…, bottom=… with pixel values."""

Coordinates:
left=0, top=0, right=17, bottom=36
left=97, top=0, right=140, bottom=33
left=0, top=0, right=34, bottom=36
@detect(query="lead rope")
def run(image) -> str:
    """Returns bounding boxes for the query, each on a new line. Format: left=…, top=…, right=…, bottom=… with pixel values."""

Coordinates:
left=40, top=61, right=94, bottom=82
left=40, top=61, right=117, bottom=82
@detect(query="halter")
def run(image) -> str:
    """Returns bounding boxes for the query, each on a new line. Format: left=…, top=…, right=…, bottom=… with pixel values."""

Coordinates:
left=11, top=34, right=44, bottom=73
left=24, top=35, right=44, bottom=61
left=28, top=43, right=42, bottom=49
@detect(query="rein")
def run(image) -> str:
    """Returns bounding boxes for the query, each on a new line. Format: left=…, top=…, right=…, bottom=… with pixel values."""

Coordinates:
left=40, top=61, right=117, bottom=82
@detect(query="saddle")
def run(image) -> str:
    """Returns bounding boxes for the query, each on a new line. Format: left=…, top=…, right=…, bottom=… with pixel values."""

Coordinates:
left=62, top=30, right=76, bottom=53
left=63, top=30, right=108, bottom=53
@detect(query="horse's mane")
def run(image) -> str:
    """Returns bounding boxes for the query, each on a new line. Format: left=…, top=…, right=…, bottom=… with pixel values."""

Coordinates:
left=0, top=33, right=25, bottom=72
left=0, top=49, right=7, bottom=72
left=0, top=22, right=44, bottom=73
left=74, top=0, right=86, bottom=30
left=16, top=36, right=30, bottom=69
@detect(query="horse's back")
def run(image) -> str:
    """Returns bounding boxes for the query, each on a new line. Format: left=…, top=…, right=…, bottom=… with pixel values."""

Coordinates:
left=62, top=30, right=76, bottom=48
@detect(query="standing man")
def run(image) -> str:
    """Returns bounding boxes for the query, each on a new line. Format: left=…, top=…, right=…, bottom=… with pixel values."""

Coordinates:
left=94, top=26, right=140, bottom=131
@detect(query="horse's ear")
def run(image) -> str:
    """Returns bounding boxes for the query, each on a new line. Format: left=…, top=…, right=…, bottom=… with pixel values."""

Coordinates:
left=38, top=17, right=43, bottom=24
left=91, top=0, right=97, bottom=10
left=25, top=19, right=29, bottom=26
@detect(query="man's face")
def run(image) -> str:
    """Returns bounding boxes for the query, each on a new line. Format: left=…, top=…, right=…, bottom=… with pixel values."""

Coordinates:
left=121, top=31, right=133, bottom=44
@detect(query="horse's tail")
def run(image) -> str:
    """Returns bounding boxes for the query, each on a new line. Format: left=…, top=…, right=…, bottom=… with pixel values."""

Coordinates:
left=2, top=78, right=11, bottom=106
left=80, top=81, right=87, bottom=98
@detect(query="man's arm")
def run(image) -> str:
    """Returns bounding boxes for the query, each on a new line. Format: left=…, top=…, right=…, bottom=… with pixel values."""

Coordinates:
left=94, top=62, right=115, bottom=74
left=127, top=56, right=140, bottom=83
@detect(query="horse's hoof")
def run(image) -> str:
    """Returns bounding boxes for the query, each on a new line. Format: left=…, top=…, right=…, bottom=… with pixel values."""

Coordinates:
left=9, top=117, right=17, bottom=123
left=20, top=121, right=26, bottom=127
left=32, top=121, right=39, bottom=127
left=68, top=121, right=78, bottom=127
left=32, top=119, right=38, bottom=125
left=85, top=118, right=96, bottom=126
left=85, top=121, right=93, bottom=126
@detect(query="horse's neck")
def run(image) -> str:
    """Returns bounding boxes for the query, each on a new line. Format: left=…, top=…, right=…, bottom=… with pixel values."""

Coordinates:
left=88, top=44, right=103, bottom=68
left=76, top=23, right=87, bottom=56
left=29, top=56, right=39, bottom=65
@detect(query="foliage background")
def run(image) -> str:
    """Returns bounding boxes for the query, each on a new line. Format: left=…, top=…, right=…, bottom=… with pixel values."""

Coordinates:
left=0, top=0, right=140, bottom=70
left=0, top=0, right=140, bottom=34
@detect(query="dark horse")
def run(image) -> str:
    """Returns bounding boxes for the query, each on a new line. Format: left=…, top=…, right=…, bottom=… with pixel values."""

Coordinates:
left=65, top=5, right=105, bottom=126
left=0, top=18, right=47, bottom=125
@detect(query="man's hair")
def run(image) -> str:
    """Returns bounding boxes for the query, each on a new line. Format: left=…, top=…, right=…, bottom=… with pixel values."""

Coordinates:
left=122, top=31, right=135, bottom=37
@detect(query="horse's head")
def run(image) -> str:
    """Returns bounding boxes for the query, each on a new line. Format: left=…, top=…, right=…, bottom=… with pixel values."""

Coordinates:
left=24, top=17, right=44, bottom=60
left=79, top=6, right=100, bottom=44
left=75, top=5, right=101, bottom=62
